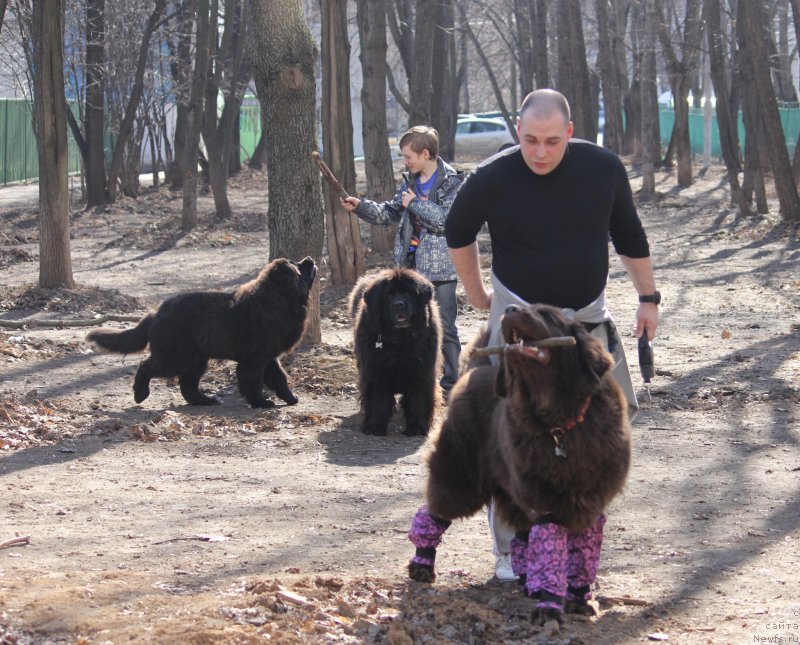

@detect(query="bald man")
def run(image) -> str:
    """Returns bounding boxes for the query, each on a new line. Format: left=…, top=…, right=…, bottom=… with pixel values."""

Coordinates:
left=444, top=89, right=658, bottom=606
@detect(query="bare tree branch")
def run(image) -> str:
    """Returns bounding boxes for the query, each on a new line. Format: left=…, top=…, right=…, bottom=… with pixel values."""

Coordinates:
left=453, top=0, right=518, bottom=142
left=385, top=61, right=411, bottom=113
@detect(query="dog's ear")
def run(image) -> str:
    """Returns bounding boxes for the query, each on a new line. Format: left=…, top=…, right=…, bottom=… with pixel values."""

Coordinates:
left=573, top=324, right=613, bottom=383
left=415, top=277, right=434, bottom=306
left=400, top=270, right=433, bottom=305
left=494, top=359, right=509, bottom=397
left=362, top=279, right=386, bottom=334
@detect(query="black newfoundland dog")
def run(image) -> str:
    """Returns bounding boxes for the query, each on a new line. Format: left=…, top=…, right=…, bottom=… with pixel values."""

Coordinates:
left=349, top=268, right=442, bottom=436
left=87, top=257, right=317, bottom=408
left=407, top=304, right=631, bottom=624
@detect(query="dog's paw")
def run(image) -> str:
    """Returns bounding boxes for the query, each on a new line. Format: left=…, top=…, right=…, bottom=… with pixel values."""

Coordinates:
left=191, top=395, right=220, bottom=406
left=565, top=597, right=599, bottom=616
left=402, top=422, right=429, bottom=437
left=531, top=605, right=564, bottom=626
left=281, top=393, right=299, bottom=406
left=361, top=423, right=388, bottom=436
left=250, top=398, right=276, bottom=409
left=407, top=560, right=435, bottom=582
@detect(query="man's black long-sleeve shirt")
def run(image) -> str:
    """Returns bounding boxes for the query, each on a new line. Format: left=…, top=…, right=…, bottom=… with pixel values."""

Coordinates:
left=445, top=140, right=650, bottom=310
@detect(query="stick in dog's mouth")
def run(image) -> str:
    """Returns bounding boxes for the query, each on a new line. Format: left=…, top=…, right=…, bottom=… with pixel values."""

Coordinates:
left=470, top=335, right=576, bottom=357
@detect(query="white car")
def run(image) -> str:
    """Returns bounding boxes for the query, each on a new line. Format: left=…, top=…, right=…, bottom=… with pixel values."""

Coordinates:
left=455, top=116, right=517, bottom=158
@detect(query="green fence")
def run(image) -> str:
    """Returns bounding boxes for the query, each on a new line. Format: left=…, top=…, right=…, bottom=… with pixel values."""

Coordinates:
left=0, top=100, right=37, bottom=184
left=6, top=99, right=800, bottom=185
left=1, top=98, right=263, bottom=186
left=0, top=99, right=84, bottom=185
left=0, top=99, right=81, bottom=185
left=658, top=105, right=799, bottom=158
left=239, top=103, right=261, bottom=162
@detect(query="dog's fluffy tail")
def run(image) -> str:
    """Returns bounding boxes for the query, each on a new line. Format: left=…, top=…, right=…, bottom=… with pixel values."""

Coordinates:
left=87, top=313, right=153, bottom=354
left=348, top=278, right=369, bottom=321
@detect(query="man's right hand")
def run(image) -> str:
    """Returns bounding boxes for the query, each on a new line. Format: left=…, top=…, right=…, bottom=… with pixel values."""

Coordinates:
left=471, top=289, right=493, bottom=310
left=340, top=196, right=360, bottom=212
left=450, top=243, right=492, bottom=310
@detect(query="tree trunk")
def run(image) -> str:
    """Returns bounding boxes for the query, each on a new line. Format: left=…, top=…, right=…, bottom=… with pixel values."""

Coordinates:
left=513, top=0, right=534, bottom=96
left=247, top=124, right=267, bottom=170
left=170, top=102, right=189, bottom=189
left=203, top=0, right=247, bottom=220
left=739, top=0, right=800, bottom=221
left=776, top=0, right=797, bottom=101
left=532, top=0, right=549, bottom=88
left=702, top=52, right=712, bottom=169
left=640, top=0, right=656, bottom=197
left=225, top=97, right=243, bottom=177
left=457, top=24, right=469, bottom=112
left=33, top=0, right=74, bottom=288
left=84, top=0, right=106, bottom=206
left=182, top=0, right=210, bottom=231
left=201, top=0, right=233, bottom=220
left=655, top=0, right=703, bottom=187
left=168, top=0, right=194, bottom=190
left=788, top=0, right=800, bottom=179
left=0, top=0, right=8, bottom=38
left=737, top=6, right=768, bottom=213
left=356, top=0, right=396, bottom=253
left=607, top=0, right=633, bottom=154
left=387, top=0, right=414, bottom=82
left=557, top=0, right=595, bottom=142
left=247, top=0, right=324, bottom=343
left=321, top=0, right=363, bottom=286
left=409, top=0, right=435, bottom=126
left=596, top=0, right=622, bottom=152
left=704, top=0, right=749, bottom=213
left=106, top=0, right=167, bottom=201
left=627, top=2, right=644, bottom=160
left=628, top=2, right=652, bottom=158
left=431, top=0, right=457, bottom=160
left=221, top=3, right=247, bottom=179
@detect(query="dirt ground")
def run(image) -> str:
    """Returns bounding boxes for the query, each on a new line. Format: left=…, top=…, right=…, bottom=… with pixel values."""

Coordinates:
left=1, top=160, right=799, bottom=645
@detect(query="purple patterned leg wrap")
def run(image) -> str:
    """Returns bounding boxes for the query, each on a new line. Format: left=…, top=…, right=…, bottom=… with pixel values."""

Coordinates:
left=408, top=505, right=451, bottom=566
left=566, top=514, right=607, bottom=601
left=510, top=535, right=528, bottom=579
left=525, top=522, right=568, bottom=609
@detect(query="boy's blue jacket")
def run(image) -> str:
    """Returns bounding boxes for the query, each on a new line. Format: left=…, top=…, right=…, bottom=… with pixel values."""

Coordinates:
left=354, top=157, right=463, bottom=282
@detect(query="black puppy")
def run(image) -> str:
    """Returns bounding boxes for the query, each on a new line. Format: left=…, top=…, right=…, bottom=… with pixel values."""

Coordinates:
left=349, top=268, right=442, bottom=436
left=87, top=257, right=317, bottom=408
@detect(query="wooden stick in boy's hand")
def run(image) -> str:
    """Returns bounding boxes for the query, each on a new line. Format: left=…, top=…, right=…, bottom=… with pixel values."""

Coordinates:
left=311, top=152, right=350, bottom=200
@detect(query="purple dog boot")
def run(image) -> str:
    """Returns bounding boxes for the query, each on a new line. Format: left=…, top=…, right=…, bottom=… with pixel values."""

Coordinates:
left=525, top=520, right=568, bottom=625
left=407, top=505, right=451, bottom=583
left=565, top=514, right=607, bottom=616
left=511, top=531, right=529, bottom=589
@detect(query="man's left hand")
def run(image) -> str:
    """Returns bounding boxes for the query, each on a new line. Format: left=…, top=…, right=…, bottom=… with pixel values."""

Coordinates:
left=636, top=303, right=659, bottom=340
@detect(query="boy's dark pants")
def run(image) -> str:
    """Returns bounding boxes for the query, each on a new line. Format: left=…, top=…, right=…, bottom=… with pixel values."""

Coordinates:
left=434, top=280, right=460, bottom=393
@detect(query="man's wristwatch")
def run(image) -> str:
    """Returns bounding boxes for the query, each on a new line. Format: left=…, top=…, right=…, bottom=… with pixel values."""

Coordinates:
left=638, top=291, right=661, bottom=305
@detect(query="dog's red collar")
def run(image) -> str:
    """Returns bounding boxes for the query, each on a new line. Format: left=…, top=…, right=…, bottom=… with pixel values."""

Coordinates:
left=549, top=395, right=592, bottom=458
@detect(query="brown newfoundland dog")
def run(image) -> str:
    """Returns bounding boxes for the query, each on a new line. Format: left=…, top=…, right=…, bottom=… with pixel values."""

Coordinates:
left=87, top=257, right=317, bottom=408
left=407, top=303, right=631, bottom=624
left=349, top=268, right=442, bottom=436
